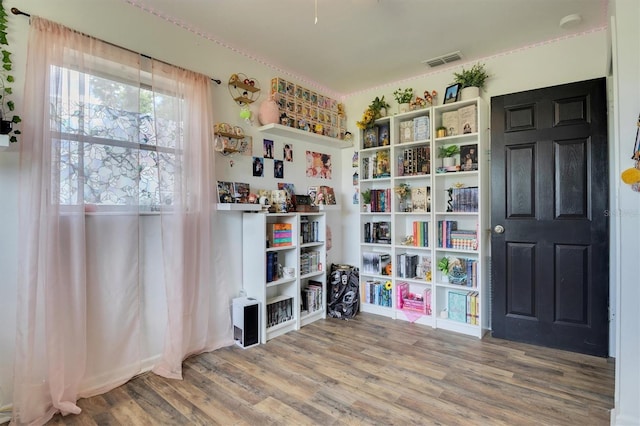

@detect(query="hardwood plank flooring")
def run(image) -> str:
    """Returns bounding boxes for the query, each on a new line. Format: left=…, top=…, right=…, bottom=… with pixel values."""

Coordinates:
left=43, top=313, right=614, bottom=425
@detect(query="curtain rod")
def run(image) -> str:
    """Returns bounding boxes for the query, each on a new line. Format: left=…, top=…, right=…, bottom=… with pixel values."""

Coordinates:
left=10, top=7, right=222, bottom=85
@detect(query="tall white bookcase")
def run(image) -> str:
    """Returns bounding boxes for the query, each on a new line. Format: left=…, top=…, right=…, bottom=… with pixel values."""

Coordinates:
left=242, top=212, right=326, bottom=343
left=358, top=97, right=489, bottom=338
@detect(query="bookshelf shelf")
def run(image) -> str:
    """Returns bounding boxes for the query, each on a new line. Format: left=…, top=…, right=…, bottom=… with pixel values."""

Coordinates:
left=243, top=212, right=326, bottom=344
left=358, top=98, right=489, bottom=338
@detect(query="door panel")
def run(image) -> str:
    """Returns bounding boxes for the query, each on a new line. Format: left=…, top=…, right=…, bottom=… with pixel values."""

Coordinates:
left=491, top=78, right=608, bottom=357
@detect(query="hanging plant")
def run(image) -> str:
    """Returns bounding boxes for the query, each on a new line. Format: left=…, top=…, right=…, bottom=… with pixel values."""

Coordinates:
left=0, top=2, right=21, bottom=142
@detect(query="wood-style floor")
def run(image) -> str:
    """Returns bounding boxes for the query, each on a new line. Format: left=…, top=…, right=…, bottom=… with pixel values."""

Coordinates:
left=46, top=313, right=614, bottom=425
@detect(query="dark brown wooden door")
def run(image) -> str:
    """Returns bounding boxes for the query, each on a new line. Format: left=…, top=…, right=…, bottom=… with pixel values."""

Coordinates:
left=490, top=78, right=609, bottom=357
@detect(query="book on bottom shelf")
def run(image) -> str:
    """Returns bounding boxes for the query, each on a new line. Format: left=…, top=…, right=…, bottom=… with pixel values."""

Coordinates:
left=267, top=297, right=294, bottom=327
left=447, top=290, right=479, bottom=324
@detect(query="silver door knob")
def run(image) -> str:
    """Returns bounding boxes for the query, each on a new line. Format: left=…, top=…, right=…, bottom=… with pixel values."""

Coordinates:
left=494, top=225, right=505, bottom=234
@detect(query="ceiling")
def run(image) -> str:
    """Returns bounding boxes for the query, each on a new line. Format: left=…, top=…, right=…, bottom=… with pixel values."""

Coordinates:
left=133, top=0, right=608, bottom=97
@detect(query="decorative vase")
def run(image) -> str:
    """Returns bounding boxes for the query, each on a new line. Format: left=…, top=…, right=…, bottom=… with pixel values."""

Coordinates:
left=258, top=95, right=280, bottom=125
left=398, top=103, right=410, bottom=114
left=379, top=107, right=387, bottom=117
left=460, top=86, right=480, bottom=101
left=443, top=157, right=456, bottom=167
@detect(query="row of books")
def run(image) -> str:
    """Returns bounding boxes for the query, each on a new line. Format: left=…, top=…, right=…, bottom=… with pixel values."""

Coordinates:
left=447, top=290, right=479, bottom=325
left=399, top=254, right=431, bottom=281
left=266, top=296, right=295, bottom=328
left=411, top=221, right=429, bottom=247
left=361, top=252, right=391, bottom=275
left=267, top=222, right=293, bottom=247
left=301, top=280, right=323, bottom=314
left=362, top=150, right=391, bottom=180
left=448, top=186, right=479, bottom=212
left=437, top=220, right=478, bottom=251
left=363, top=280, right=392, bottom=307
left=363, top=221, right=391, bottom=244
left=396, top=283, right=432, bottom=315
left=369, top=188, right=392, bottom=212
left=300, top=218, right=320, bottom=244
left=300, top=250, right=321, bottom=275
left=397, top=146, right=431, bottom=176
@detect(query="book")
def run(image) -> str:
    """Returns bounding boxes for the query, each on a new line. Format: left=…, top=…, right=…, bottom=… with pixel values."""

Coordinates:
left=234, top=182, right=250, bottom=203
left=458, top=104, right=477, bottom=134
left=399, top=120, right=413, bottom=143
left=277, top=183, right=296, bottom=211
left=217, top=181, right=234, bottom=203
left=307, top=186, right=319, bottom=205
left=448, top=290, right=468, bottom=322
left=410, top=186, right=430, bottom=212
left=271, top=189, right=288, bottom=212
left=363, top=126, right=378, bottom=148
left=460, top=144, right=478, bottom=171
left=378, top=123, right=390, bottom=146
left=375, top=150, right=390, bottom=178
left=441, top=110, right=460, bottom=137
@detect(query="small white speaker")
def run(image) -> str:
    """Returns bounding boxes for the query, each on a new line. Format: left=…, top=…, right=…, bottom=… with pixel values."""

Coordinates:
left=232, top=297, right=260, bottom=348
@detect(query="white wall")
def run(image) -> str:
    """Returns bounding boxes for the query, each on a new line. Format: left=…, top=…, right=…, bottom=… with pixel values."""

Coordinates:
left=610, top=1, right=640, bottom=424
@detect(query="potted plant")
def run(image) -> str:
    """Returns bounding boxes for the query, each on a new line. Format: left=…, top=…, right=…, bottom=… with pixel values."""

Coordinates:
left=452, top=63, right=489, bottom=100
left=0, top=3, right=21, bottom=144
left=369, top=96, right=390, bottom=118
left=361, top=189, right=371, bottom=212
left=437, top=256, right=449, bottom=283
left=393, top=88, right=414, bottom=113
left=438, top=144, right=460, bottom=168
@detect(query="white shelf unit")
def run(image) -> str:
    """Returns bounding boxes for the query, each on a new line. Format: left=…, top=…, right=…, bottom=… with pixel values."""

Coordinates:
left=242, top=212, right=326, bottom=343
left=358, top=98, right=489, bottom=338
left=257, top=123, right=353, bottom=149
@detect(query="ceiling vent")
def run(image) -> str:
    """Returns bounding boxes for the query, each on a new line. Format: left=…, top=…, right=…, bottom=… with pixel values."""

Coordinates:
left=422, top=51, right=462, bottom=68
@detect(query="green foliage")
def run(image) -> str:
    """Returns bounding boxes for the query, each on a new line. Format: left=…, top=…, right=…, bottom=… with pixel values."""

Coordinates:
left=369, top=96, right=390, bottom=113
left=453, top=63, right=490, bottom=90
left=438, top=144, right=460, bottom=158
left=0, top=0, right=20, bottom=142
left=362, top=189, right=372, bottom=204
left=438, top=256, right=449, bottom=273
left=393, top=88, right=414, bottom=104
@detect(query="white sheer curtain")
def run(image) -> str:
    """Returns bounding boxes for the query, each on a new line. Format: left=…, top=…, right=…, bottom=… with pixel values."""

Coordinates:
left=14, top=17, right=232, bottom=425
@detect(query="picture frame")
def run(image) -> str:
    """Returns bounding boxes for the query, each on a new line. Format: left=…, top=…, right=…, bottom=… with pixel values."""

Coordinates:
left=443, top=83, right=461, bottom=104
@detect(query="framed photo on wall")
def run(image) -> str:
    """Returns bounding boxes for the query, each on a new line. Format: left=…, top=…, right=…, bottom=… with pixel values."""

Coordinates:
left=443, top=83, right=461, bottom=104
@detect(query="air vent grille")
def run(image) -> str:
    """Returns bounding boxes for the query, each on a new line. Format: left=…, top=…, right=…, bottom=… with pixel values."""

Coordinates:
left=422, top=51, right=462, bottom=68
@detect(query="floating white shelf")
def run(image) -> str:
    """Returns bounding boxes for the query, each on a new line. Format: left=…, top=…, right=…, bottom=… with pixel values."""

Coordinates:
left=257, top=123, right=353, bottom=149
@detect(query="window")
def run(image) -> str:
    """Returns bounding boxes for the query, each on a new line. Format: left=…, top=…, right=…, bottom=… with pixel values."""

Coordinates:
left=52, top=63, right=179, bottom=209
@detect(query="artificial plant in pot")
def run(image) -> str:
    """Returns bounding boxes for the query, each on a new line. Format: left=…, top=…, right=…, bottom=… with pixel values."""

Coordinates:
left=361, top=188, right=371, bottom=211
left=393, top=88, right=413, bottom=113
left=452, top=62, right=489, bottom=100
left=438, top=144, right=460, bottom=168
left=437, top=256, right=449, bottom=283
left=369, top=96, right=390, bottom=118
left=0, top=3, right=21, bottom=143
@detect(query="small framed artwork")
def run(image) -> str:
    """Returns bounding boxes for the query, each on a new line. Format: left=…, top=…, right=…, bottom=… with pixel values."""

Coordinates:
left=443, top=83, right=461, bottom=104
